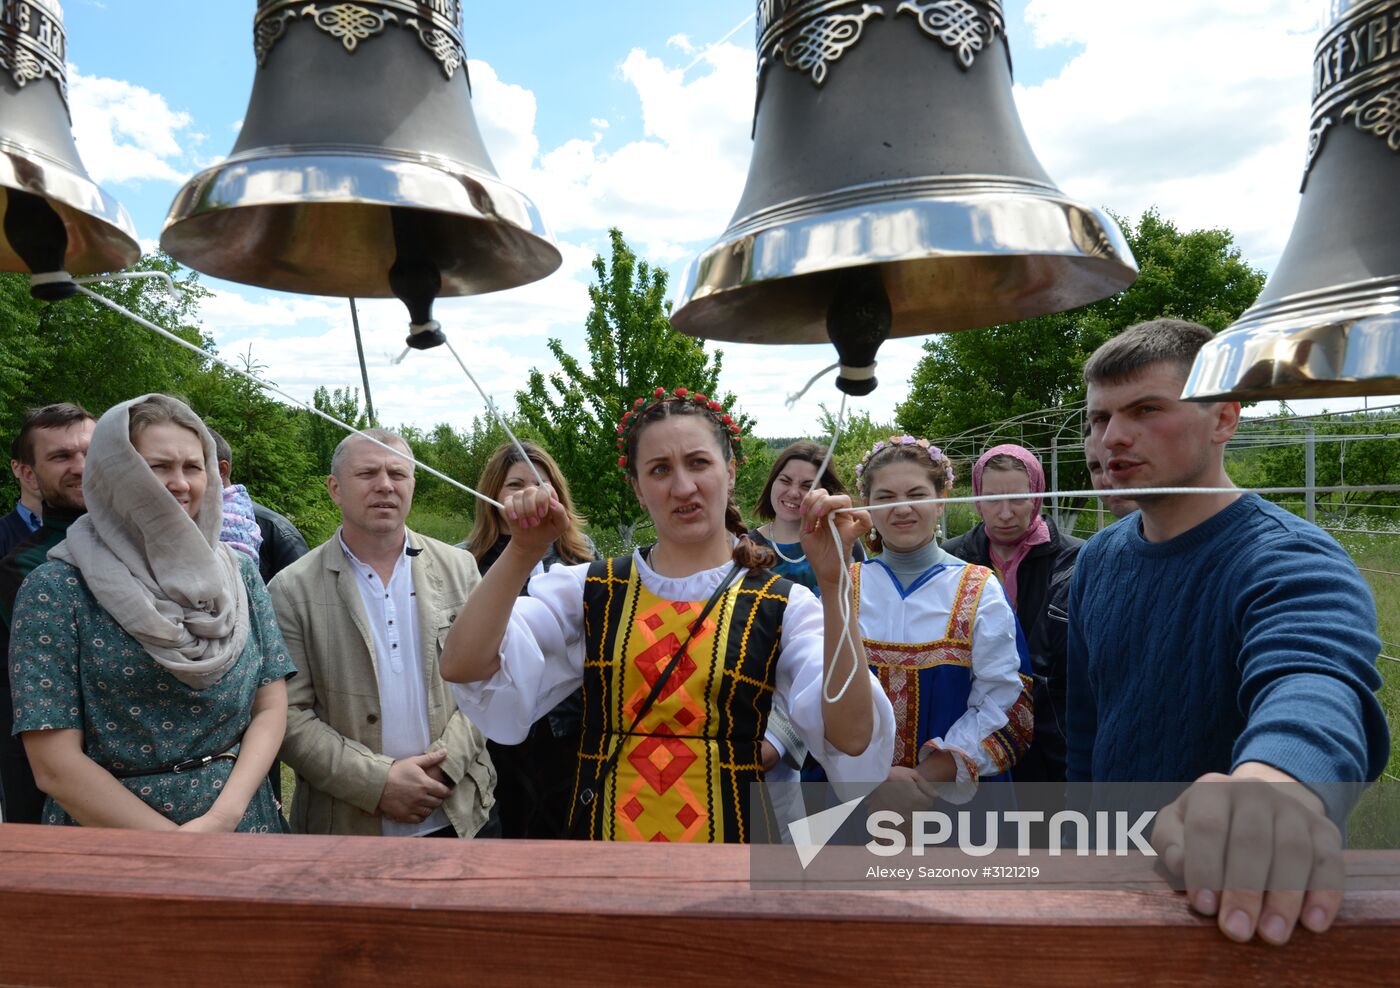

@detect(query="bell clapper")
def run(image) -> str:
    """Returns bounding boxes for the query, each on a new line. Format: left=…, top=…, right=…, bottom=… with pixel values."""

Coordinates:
left=26, top=269, right=79, bottom=303
left=6, top=190, right=79, bottom=302
left=826, top=268, right=891, bottom=397
left=388, top=206, right=448, bottom=350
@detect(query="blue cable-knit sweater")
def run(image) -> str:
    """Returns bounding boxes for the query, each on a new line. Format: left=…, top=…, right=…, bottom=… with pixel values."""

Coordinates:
left=1066, top=494, right=1389, bottom=821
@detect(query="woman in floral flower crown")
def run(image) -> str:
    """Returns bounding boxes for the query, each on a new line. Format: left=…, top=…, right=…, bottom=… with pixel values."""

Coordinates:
left=440, top=387, right=894, bottom=843
left=852, top=436, right=1033, bottom=812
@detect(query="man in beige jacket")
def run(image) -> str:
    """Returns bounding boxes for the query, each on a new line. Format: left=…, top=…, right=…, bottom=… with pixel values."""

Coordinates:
left=270, top=429, right=495, bottom=837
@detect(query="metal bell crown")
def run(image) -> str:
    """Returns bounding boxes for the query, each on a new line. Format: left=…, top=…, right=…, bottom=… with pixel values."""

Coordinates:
left=1, top=0, right=139, bottom=290
left=161, top=0, right=561, bottom=334
left=1184, top=0, right=1400, bottom=401
left=671, top=0, right=1138, bottom=394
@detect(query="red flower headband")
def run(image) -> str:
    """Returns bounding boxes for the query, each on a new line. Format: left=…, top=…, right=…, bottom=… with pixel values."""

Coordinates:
left=615, top=386, right=744, bottom=471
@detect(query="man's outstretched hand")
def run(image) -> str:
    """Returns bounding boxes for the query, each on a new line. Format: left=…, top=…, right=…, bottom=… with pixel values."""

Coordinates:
left=1151, top=762, right=1344, bottom=945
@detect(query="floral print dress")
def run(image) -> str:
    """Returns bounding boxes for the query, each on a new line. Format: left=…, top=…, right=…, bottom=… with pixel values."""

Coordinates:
left=8, top=552, right=295, bottom=831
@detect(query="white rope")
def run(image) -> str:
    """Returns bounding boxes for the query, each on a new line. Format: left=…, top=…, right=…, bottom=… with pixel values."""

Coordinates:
left=841, top=483, right=1400, bottom=516
left=817, top=480, right=1400, bottom=704
left=823, top=510, right=862, bottom=704
left=769, top=392, right=848, bottom=568
left=682, top=11, right=755, bottom=74
left=71, top=283, right=505, bottom=510
left=442, top=339, right=547, bottom=490
left=74, top=270, right=179, bottom=299
left=785, top=363, right=839, bottom=409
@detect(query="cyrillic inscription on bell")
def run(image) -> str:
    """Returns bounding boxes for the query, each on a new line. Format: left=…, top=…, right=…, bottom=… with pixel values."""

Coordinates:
left=673, top=0, right=1137, bottom=396
left=1185, top=0, right=1400, bottom=401
left=162, top=0, right=560, bottom=347
left=1, top=0, right=139, bottom=294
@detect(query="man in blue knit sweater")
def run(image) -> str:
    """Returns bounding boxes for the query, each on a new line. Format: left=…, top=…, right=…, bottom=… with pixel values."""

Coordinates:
left=1068, top=319, right=1389, bottom=946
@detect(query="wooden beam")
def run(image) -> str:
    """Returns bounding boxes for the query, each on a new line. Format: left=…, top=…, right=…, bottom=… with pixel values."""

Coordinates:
left=0, top=826, right=1396, bottom=986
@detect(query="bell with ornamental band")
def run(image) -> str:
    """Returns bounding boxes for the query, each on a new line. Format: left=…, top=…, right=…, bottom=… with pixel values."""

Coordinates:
left=670, top=0, right=1138, bottom=396
left=0, top=0, right=139, bottom=299
left=162, top=0, right=560, bottom=349
left=1185, top=0, right=1400, bottom=401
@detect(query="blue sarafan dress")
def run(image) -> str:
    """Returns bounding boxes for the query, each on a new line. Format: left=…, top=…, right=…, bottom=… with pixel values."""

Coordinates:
left=852, top=558, right=1033, bottom=795
left=9, top=553, right=295, bottom=831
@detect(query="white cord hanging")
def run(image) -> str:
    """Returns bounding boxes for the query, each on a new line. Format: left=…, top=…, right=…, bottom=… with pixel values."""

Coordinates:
left=442, top=339, right=547, bottom=490
left=71, top=283, right=506, bottom=510
left=786, top=362, right=839, bottom=409
left=769, top=391, right=849, bottom=568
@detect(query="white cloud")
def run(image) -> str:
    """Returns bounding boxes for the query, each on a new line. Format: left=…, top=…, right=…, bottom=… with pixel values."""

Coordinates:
left=509, top=43, right=755, bottom=255
left=1014, top=0, right=1323, bottom=268
left=468, top=59, right=542, bottom=187
left=67, top=65, right=195, bottom=185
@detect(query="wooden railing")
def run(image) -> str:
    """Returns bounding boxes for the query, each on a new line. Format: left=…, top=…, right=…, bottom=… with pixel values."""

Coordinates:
left=0, top=825, right=1397, bottom=985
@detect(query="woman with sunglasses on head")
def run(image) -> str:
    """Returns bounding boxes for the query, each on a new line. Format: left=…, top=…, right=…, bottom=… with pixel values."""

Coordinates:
left=463, top=439, right=597, bottom=839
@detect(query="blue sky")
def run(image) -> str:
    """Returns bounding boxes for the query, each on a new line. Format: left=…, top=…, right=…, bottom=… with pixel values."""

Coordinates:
left=54, top=0, right=1350, bottom=440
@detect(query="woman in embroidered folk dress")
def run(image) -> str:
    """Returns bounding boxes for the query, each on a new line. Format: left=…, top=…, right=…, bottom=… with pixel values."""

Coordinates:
left=853, top=437, right=1033, bottom=813
left=441, top=388, right=895, bottom=843
left=9, top=395, right=294, bottom=831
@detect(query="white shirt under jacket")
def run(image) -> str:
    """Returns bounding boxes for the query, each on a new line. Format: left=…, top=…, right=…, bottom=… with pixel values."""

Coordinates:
left=340, top=536, right=450, bottom=838
left=451, top=550, right=897, bottom=800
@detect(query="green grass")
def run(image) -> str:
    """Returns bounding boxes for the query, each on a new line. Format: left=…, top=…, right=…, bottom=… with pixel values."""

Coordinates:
left=1332, top=531, right=1400, bottom=841
left=405, top=506, right=471, bottom=546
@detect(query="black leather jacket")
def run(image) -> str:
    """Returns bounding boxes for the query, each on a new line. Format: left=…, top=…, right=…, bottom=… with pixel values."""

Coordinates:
left=942, top=517, right=1083, bottom=783
left=253, top=502, right=310, bottom=586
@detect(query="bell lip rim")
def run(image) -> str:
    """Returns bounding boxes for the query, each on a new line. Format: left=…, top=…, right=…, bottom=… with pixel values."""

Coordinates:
left=0, top=141, right=141, bottom=240
left=0, top=143, right=142, bottom=275
left=1233, top=272, right=1400, bottom=330
left=670, top=184, right=1137, bottom=325
left=1181, top=308, right=1400, bottom=402
left=160, top=146, right=557, bottom=246
left=158, top=149, right=563, bottom=300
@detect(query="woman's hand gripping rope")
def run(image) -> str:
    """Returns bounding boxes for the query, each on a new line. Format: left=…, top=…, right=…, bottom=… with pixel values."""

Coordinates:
left=799, top=489, right=871, bottom=706
left=501, top=483, right=566, bottom=559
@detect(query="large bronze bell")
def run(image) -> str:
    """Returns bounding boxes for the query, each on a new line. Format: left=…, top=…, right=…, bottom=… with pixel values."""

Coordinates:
left=1185, top=0, right=1400, bottom=401
left=1, top=0, right=139, bottom=299
left=162, top=0, right=560, bottom=348
left=671, top=0, right=1138, bottom=395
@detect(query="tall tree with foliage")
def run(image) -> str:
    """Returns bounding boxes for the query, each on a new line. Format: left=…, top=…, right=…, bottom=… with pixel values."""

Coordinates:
left=0, top=253, right=211, bottom=508
left=516, top=228, right=746, bottom=537
left=896, top=209, right=1267, bottom=444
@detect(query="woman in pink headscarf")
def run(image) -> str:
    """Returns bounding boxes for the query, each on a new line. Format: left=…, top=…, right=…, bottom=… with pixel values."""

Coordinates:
left=942, top=444, right=1083, bottom=784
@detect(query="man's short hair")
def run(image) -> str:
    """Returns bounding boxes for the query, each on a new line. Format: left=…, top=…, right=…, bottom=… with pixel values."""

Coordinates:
left=330, top=428, right=413, bottom=477
left=1083, top=319, right=1216, bottom=387
left=207, top=427, right=233, bottom=467
left=12, top=403, right=95, bottom=465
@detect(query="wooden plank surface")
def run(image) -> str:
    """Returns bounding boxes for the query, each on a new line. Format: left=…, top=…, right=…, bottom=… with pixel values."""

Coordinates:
left=0, top=825, right=1396, bottom=986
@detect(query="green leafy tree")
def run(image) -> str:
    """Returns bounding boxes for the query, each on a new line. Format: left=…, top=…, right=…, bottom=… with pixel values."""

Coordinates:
left=893, top=209, right=1266, bottom=525
left=1229, top=411, right=1400, bottom=516
left=516, top=228, right=751, bottom=538
left=896, top=209, right=1267, bottom=444
left=303, top=385, right=370, bottom=477
left=0, top=253, right=212, bottom=508
left=815, top=403, right=898, bottom=498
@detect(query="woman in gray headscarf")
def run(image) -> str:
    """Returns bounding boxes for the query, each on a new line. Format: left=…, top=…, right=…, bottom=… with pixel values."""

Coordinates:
left=9, top=395, right=294, bottom=831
